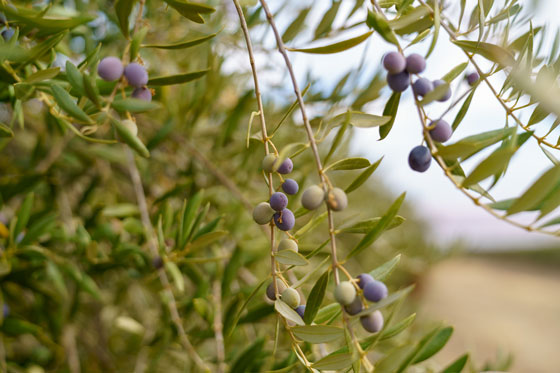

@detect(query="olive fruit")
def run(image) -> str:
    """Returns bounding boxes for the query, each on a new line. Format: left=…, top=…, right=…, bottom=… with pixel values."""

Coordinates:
left=278, top=238, right=298, bottom=252
left=253, top=202, right=274, bottom=225
left=334, top=281, right=356, bottom=306
left=266, top=279, right=287, bottom=301
left=326, top=187, right=348, bottom=211
left=360, top=310, right=384, bottom=333
left=301, top=185, right=325, bottom=210
left=281, top=287, right=300, bottom=308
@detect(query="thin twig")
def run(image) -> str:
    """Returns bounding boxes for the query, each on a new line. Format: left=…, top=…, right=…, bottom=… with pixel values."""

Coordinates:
left=125, top=149, right=210, bottom=372
left=231, top=2, right=314, bottom=370
left=258, top=0, right=374, bottom=370
left=212, top=280, right=226, bottom=373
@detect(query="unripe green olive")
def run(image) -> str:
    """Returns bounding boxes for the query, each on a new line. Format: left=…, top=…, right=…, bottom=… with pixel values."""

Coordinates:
left=281, top=287, right=300, bottom=308
left=262, top=154, right=279, bottom=173
left=253, top=202, right=274, bottom=225
left=121, top=119, right=138, bottom=136
left=266, top=279, right=287, bottom=301
left=301, top=185, right=325, bottom=210
left=334, top=281, right=356, bottom=306
left=326, top=187, right=348, bottom=211
left=278, top=238, right=298, bottom=252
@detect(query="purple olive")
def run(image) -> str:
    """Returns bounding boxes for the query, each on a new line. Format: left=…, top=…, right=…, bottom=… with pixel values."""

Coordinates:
left=124, top=62, right=148, bottom=87
left=360, top=310, right=384, bottom=333
left=270, top=192, right=288, bottom=211
left=363, top=280, right=388, bottom=303
left=97, top=57, right=123, bottom=81
left=406, top=53, right=426, bottom=74
left=3, top=304, right=9, bottom=317
left=282, top=179, right=299, bottom=195
left=277, top=158, right=293, bottom=174
left=295, top=305, right=306, bottom=318
left=408, top=145, right=431, bottom=172
left=152, top=256, right=164, bottom=269
left=466, top=71, right=479, bottom=86
left=132, top=87, right=152, bottom=101
left=382, top=52, right=406, bottom=74
left=433, top=79, right=452, bottom=102
left=273, top=208, right=295, bottom=231
left=387, top=71, right=410, bottom=92
left=412, top=77, right=434, bottom=97
left=2, top=28, right=14, bottom=41
left=345, top=296, right=363, bottom=316
left=357, top=273, right=374, bottom=289
left=266, top=279, right=287, bottom=301
left=429, top=119, right=452, bottom=143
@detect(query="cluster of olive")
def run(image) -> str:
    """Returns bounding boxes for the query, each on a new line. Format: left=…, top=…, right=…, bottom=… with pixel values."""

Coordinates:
left=334, top=273, right=388, bottom=333
left=382, top=51, right=480, bottom=173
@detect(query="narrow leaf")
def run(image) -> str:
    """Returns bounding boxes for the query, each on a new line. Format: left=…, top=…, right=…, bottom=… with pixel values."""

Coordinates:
left=288, top=31, right=373, bottom=54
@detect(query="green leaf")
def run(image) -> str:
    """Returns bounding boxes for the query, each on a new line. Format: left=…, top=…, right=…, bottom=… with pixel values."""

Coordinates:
left=83, top=74, right=101, bottom=108
left=130, top=27, right=148, bottom=61
left=188, top=230, right=227, bottom=252
left=324, top=118, right=349, bottom=164
left=288, top=31, right=373, bottom=54
left=325, top=157, right=370, bottom=171
left=0, top=44, right=29, bottom=63
left=528, top=104, right=550, bottom=126
left=115, top=0, right=138, bottom=38
left=14, top=193, right=34, bottom=240
left=379, top=92, right=401, bottom=139
left=0, top=4, right=93, bottom=37
left=142, top=32, right=218, bottom=49
left=441, top=354, right=469, bottom=373
left=507, top=165, right=560, bottom=216
left=274, top=300, right=304, bottom=325
left=379, top=313, right=416, bottom=340
left=111, top=98, right=161, bottom=113
left=462, top=147, right=515, bottom=187
left=111, top=118, right=150, bottom=158
left=292, top=325, right=343, bottom=343
left=163, top=0, right=215, bottom=23
left=369, top=254, right=401, bottom=282
left=51, top=84, right=93, bottom=124
left=102, top=203, right=139, bottom=217
left=294, top=211, right=327, bottom=239
left=282, top=8, right=311, bottom=43
left=442, top=62, right=468, bottom=83
left=452, top=89, right=475, bottom=131
left=452, top=40, right=514, bottom=66
left=179, top=191, right=204, bottom=248
left=426, top=0, right=440, bottom=58
left=366, top=11, right=399, bottom=45
left=166, top=261, right=185, bottom=292
left=314, top=303, right=340, bottom=324
left=331, top=111, right=391, bottom=128
left=0, top=123, right=14, bottom=138
left=437, top=127, right=515, bottom=160
left=389, top=6, right=432, bottom=35
left=347, top=193, right=405, bottom=259
left=345, top=157, right=383, bottom=193
left=274, top=250, right=308, bottom=266
left=339, top=216, right=404, bottom=234
left=411, top=326, right=453, bottom=364
left=148, top=69, right=209, bottom=85
left=421, top=81, right=450, bottom=105
left=25, top=32, right=67, bottom=66
left=314, top=2, right=342, bottom=39
left=25, top=67, right=60, bottom=83
left=65, top=61, right=85, bottom=95
left=304, top=271, right=329, bottom=324
left=312, top=352, right=354, bottom=371
left=375, top=345, right=415, bottom=373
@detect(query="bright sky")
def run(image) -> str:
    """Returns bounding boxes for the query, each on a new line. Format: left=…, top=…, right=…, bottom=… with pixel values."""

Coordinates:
left=269, top=0, right=560, bottom=249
